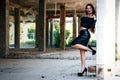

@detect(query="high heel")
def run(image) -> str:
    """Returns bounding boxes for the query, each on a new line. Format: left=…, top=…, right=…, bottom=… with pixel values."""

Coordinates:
left=88, top=45, right=96, bottom=55
left=77, top=67, right=87, bottom=76
left=92, top=49, right=96, bottom=55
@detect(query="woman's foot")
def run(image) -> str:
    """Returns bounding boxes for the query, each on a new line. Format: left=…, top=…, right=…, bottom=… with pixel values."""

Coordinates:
left=88, top=45, right=96, bottom=55
left=92, top=49, right=96, bottom=55
left=77, top=67, right=87, bottom=76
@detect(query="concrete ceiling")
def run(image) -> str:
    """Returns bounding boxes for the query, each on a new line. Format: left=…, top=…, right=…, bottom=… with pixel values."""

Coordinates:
left=10, top=0, right=96, bottom=14
left=9, top=0, right=96, bottom=22
left=46, top=0, right=96, bottom=11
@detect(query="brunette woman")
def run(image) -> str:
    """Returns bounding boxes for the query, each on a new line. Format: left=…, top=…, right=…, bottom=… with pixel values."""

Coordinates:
left=71, top=3, right=96, bottom=76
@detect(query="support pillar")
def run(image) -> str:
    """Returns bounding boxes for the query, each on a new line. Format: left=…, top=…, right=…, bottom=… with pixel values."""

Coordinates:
left=116, top=0, right=120, bottom=60
left=14, top=8, right=20, bottom=48
left=78, top=16, right=80, bottom=34
left=96, top=0, right=115, bottom=79
left=60, top=4, right=66, bottom=49
left=0, top=0, right=9, bottom=57
left=50, top=19, right=54, bottom=48
left=36, top=0, right=46, bottom=51
left=35, top=15, right=39, bottom=48
left=73, top=10, right=77, bottom=39
left=46, top=17, right=49, bottom=48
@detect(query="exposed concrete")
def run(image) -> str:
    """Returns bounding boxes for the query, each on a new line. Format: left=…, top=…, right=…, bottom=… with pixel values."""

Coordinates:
left=0, top=0, right=9, bottom=57
left=36, top=0, right=46, bottom=51
left=73, top=10, right=77, bottom=39
left=14, top=8, right=20, bottom=48
left=8, top=49, right=96, bottom=60
left=60, top=4, right=66, bottom=50
left=0, top=60, right=97, bottom=80
left=0, top=49, right=97, bottom=80
left=0, top=49, right=120, bottom=80
left=0, top=59, right=98, bottom=80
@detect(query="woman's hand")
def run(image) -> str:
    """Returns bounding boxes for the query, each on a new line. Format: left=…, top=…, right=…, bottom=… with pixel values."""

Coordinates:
left=93, top=14, right=96, bottom=20
left=92, top=29, right=96, bottom=33
left=89, top=28, right=95, bottom=34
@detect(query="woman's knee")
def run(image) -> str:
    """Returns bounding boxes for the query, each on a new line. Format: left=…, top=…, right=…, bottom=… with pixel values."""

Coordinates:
left=80, top=49, right=85, bottom=55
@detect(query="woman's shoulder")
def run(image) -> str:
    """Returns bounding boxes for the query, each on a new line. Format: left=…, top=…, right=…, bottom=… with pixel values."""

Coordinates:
left=81, top=15, right=87, bottom=19
left=81, top=15, right=87, bottom=18
left=81, top=16, right=93, bottom=20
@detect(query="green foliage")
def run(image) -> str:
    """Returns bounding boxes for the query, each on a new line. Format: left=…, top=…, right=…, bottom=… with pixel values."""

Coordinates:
left=21, top=40, right=35, bottom=45
left=28, top=28, right=35, bottom=33
left=54, top=22, right=60, bottom=32
left=65, top=30, right=70, bottom=39
left=116, top=53, right=120, bottom=61
left=65, top=30, right=72, bottom=47
left=27, top=26, right=35, bottom=39
left=53, top=22, right=72, bottom=47
left=54, top=31, right=60, bottom=47
left=90, top=40, right=96, bottom=47
left=53, top=22, right=60, bottom=47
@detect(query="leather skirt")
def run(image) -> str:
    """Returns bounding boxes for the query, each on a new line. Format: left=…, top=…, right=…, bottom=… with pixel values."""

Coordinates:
left=71, top=29, right=90, bottom=46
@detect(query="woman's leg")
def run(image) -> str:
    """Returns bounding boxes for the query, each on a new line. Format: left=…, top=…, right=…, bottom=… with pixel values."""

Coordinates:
left=71, top=44, right=92, bottom=52
left=80, top=49, right=86, bottom=73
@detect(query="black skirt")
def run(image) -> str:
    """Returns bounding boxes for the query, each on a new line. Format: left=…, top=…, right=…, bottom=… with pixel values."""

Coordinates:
left=71, top=29, right=90, bottom=46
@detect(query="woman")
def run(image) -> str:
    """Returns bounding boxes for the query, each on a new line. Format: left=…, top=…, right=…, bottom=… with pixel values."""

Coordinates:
left=71, top=3, right=96, bottom=76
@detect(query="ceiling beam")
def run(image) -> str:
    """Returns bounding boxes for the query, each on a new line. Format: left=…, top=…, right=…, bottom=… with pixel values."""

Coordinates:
left=9, top=2, right=38, bottom=15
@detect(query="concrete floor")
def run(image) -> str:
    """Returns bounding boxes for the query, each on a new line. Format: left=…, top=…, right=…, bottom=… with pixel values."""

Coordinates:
left=0, top=49, right=120, bottom=80
left=0, top=59, right=97, bottom=80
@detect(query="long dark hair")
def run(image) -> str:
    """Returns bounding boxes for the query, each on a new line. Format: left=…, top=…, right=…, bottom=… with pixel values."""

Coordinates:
left=85, top=3, right=96, bottom=15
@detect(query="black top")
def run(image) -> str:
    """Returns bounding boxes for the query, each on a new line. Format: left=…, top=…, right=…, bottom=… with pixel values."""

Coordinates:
left=80, top=16, right=96, bottom=30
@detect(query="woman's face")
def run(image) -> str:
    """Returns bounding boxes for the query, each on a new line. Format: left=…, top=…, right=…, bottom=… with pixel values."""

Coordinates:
left=86, top=5, right=93, bottom=14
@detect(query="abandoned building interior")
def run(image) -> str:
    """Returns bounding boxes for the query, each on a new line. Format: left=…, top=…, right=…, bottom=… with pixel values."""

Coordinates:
left=0, top=0, right=96, bottom=56
left=1, top=0, right=120, bottom=79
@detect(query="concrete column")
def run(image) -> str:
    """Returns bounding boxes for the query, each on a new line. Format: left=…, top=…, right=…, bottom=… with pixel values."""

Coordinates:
left=73, top=10, right=77, bottom=39
left=35, top=15, right=39, bottom=48
left=50, top=19, right=54, bottom=48
left=0, top=0, right=9, bottom=57
left=78, top=14, right=84, bottom=35
left=46, top=17, right=49, bottom=48
left=96, top=0, right=115, bottom=79
left=116, top=0, right=120, bottom=60
left=36, top=0, right=46, bottom=51
left=48, top=19, right=50, bottom=48
left=78, top=16, right=81, bottom=35
left=14, top=8, right=20, bottom=48
left=60, top=4, right=66, bottom=49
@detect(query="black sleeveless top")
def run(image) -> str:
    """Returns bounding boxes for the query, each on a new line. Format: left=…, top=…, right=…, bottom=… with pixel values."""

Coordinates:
left=80, top=16, right=96, bottom=30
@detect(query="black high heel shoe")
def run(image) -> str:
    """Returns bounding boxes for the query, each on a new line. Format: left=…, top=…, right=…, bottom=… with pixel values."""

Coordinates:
left=88, top=45, right=96, bottom=55
left=77, top=67, right=87, bottom=76
left=92, top=49, right=96, bottom=55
